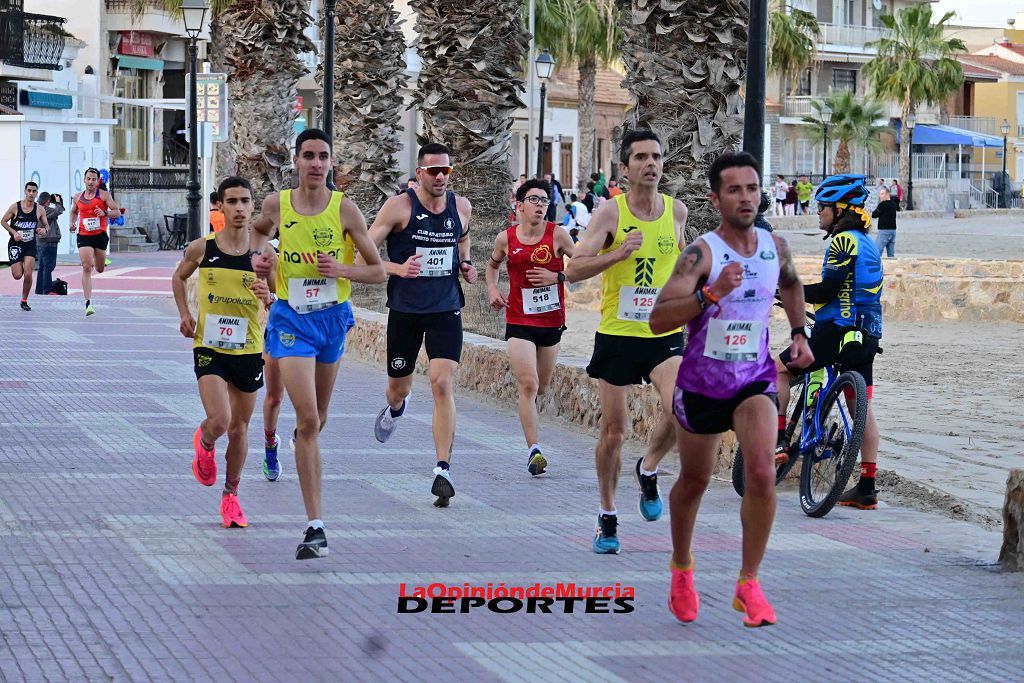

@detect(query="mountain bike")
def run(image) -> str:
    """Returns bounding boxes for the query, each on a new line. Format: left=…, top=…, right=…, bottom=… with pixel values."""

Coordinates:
left=731, top=323, right=868, bottom=518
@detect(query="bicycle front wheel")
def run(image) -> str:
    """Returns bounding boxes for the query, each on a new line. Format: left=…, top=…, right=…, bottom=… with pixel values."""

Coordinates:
left=799, top=370, right=867, bottom=517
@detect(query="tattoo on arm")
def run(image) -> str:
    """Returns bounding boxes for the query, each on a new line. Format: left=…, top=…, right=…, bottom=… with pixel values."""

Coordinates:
left=775, top=236, right=800, bottom=288
left=673, top=243, right=703, bottom=276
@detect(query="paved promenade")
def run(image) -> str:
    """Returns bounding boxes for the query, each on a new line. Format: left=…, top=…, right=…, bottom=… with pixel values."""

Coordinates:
left=0, top=289, right=1022, bottom=682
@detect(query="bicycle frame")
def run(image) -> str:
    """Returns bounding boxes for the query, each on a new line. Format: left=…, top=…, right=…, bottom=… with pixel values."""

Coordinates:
left=791, top=363, right=855, bottom=459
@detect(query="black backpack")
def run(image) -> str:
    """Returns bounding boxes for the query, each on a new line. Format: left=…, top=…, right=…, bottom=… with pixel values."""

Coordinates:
left=50, top=278, right=68, bottom=295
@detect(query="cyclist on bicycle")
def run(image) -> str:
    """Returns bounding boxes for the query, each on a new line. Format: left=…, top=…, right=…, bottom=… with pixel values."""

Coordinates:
left=775, top=174, right=883, bottom=509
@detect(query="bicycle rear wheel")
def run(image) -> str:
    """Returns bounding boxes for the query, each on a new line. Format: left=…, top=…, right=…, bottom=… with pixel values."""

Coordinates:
left=799, top=370, right=867, bottom=517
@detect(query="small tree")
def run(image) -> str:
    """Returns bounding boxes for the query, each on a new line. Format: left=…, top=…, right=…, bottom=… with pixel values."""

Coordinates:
left=802, top=91, right=888, bottom=174
left=769, top=0, right=820, bottom=96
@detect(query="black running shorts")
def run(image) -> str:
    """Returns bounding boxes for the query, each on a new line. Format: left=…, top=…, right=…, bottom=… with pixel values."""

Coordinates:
left=779, top=321, right=879, bottom=386
left=77, top=232, right=110, bottom=251
left=586, top=331, right=684, bottom=386
left=673, top=381, right=778, bottom=435
left=193, top=348, right=265, bottom=393
left=386, top=309, right=463, bottom=378
left=505, top=323, right=564, bottom=348
left=7, top=239, right=36, bottom=264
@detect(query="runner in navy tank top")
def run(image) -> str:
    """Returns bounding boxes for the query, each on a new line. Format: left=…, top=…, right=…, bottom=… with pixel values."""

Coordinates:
left=485, top=179, right=574, bottom=476
left=359, top=142, right=477, bottom=508
left=649, top=152, right=814, bottom=628
left=2, top=181, right=48, bottom=310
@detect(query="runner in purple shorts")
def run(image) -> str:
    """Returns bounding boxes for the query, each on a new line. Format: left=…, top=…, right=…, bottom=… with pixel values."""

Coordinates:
left=649, top=151, right=814, bottom=628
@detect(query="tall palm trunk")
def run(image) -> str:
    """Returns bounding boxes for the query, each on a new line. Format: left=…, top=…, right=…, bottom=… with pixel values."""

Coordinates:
left=617, top=0, right=747, bottom=235
left=899, top=102, right=912, bottom=209
left=410, top=0, right=529, bottom=337
left=577, top=54, right=597, bottom=187
left=317, top=0, right=408, bottom=217
left=210, top=0, right=315, bottom=206
left=833, top=140, right=851, bottom=173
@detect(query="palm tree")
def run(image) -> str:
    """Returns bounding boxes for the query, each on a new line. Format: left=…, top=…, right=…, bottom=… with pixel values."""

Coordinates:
left=616, top=0, right=748, bottom=234
left=863, top=5, right=965, bottom=206
left=534, top=0, right=620, bottom=187
left=802, top=91, right=888, bottom=174
left=209, top=0, right=315, bottom=203
left=768, top=0, right=820, bottom=96
left=317, top=1, right=408, bottom=214
left=410, top=0, right=530, bottom=336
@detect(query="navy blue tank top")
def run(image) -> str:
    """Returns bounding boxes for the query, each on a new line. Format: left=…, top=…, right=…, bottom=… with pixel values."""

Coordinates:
left=386, top=189, right=464, bottom=314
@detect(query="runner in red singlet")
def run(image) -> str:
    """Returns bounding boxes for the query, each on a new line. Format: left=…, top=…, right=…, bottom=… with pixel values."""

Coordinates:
left=69, top=167, right=121, bottom=316
left=486, top=178, right=574, bottom=475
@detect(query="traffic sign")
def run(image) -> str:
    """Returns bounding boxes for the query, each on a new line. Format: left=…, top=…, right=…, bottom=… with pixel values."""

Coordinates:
left=186, top=72, right=229, bottom=143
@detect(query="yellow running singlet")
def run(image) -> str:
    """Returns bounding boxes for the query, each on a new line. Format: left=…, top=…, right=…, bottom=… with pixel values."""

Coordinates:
left=276, top=189, right=354, bottom=312
left=195, top=234, right=262, bottom=355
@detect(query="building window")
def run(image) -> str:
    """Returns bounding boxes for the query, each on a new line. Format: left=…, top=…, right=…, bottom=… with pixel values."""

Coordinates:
left=796, top=139, right=815, bottom=174
left=63, top=131, right=78, bottom=143
left=795, top=70, right=812, bottom=96
left=832, top=68, right=857, bottom=94
left=30, top=129, right=45, bottom=141
left=94, top=131, right=101, bottom=143
left=114, top=68, right=150, bottom=164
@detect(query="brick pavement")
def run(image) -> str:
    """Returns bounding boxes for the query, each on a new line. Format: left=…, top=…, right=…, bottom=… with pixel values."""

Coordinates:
left=0, top=294, right=1022, bottom=682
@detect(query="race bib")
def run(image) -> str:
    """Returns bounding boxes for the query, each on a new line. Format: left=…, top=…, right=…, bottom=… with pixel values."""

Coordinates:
left=18, top=229, right=34, bottom=241
left=617, top=286, right=660, bottom=322
left=416, top=246, right=453, bottom=277
left=522, top=285, right=560, bottom=315
left=202, top=314, right=248, bottom=350
left=289, top=277, right=338, bottom=314
left=703, top=319, right=763, bottom=362
left=82, top=217, right=101, bottom=231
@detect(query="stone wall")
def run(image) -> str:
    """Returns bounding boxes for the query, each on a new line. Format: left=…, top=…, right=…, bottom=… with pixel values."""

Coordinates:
left=1000, top=469, right=1024, bottom=571
left=568, top=257, right=1024, bottom=323
left=116, top=189, right=186, bottom=245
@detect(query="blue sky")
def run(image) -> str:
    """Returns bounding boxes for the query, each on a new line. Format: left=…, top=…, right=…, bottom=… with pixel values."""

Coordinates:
left=934, top=1, right=1019, bottom=27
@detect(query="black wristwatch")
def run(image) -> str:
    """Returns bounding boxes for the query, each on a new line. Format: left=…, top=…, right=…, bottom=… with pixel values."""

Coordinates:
left=791, top=325, right=811, bottom=340
left=556, top=272, right=566, bottom=283
left=461, top=259, right=473, bottom=266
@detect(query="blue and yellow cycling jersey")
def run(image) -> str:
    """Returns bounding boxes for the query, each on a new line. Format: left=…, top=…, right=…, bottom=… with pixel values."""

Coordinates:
left=805, top=229, right=884, bottom=338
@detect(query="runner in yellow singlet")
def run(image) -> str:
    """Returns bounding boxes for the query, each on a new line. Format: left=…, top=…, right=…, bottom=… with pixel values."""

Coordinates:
left=565, top=128, right=689, bottom=554
left=249, top=128, right=386, bottom=560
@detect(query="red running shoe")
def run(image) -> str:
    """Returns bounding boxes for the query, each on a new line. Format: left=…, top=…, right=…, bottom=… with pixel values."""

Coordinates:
left=192, top=427, right=216, bottom=486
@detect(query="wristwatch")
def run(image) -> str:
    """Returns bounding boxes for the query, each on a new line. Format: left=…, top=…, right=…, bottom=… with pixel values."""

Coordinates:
left=791, top=325, right=811, bottom=340
left=461, top=259, right=473, bottom=266
left=556, top=272, right=566, bottom=283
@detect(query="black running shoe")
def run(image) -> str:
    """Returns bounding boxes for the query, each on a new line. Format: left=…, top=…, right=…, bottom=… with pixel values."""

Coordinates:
left=838, top=486, right=878, bottom=510
left=431, top=466, right=455, bottom=507
left=20, top=301, right=30, bottom=311
left=296, top=526, right=328, bottom=560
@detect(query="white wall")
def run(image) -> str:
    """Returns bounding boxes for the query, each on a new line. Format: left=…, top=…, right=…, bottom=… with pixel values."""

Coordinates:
left=0, top=119, right=25, bottom=262
left=29, top=0, right=103, bottom=77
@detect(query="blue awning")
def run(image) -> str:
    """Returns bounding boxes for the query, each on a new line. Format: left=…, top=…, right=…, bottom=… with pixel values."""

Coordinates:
left=19, top=90, right=73, bottom=110
left=896, top=123, right=1003, bottom=148
left=116, top=56, right=164, bottom=71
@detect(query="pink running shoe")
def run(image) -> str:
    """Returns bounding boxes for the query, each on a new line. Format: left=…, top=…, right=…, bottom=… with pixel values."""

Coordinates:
left=220, top=494, right=248, bottom=528
left=733, top=578, right=777, bottom=627
left=192, top=427, right=216, bottom=486
left=668, top=564, right=700, bottom=623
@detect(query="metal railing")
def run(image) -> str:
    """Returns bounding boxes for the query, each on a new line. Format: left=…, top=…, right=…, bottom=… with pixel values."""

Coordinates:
left=941, top=115, right=998, bottom=136
left=104, top=0, right=168, bottom=12
left=873, top=153, right=947, bottom=180
left=817, top=22, right=890, bottom=50
left=0, top=10, right=66, bottom=70
left=783, top=96, right=815, bottom=118
left=110, top=167, right=188, bottom=190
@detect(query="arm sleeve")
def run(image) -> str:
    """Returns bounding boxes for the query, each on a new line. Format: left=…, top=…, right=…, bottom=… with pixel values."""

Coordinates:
left=803, top=233, right=857, bottom=304
left=871, top=205, right=881, bottom=218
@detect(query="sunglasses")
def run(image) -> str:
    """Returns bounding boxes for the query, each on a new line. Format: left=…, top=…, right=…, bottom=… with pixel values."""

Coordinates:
left=817, top=204, right=833, bottom=214
left=521, top=195, right=551, bottom=206
left=418, top=165, right=453, bottom=177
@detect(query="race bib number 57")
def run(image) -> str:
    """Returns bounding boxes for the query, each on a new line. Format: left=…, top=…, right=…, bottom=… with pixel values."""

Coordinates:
left=290, top=277, right=338, bottom=314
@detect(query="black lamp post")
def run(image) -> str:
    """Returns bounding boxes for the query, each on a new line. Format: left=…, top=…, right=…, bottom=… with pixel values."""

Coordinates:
left=905, top=112, right=916, bottom=210
left=1000, top=118, right=1010, bottom=208
left=820, top=103, right=832, bottom=181
left=182, top=0, right=208, bottom=242
left=323, top=0, right=337, bottom=189
left=535, top=49, right=555, bottom=178
left=742, top=0, right=768, bottom=175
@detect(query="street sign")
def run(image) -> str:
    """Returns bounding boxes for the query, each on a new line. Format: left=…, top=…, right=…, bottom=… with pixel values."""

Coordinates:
left=186, top=72, right=229, bottom=143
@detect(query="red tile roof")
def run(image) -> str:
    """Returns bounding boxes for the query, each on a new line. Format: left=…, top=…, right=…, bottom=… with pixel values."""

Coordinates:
left=547, top=65, right=633, bottom=108
left=961, top=55, right=1024, bottom=77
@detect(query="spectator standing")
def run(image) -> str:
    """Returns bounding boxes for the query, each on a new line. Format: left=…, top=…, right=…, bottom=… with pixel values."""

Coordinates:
left=607, top=179, right=623, bottom=198
left=36, top=192, right=64, bottom=295
left=796, top=175, right=814, bottom=215
left=773, top=175, right=788, bottom=216
left=783, top=183, right=798, bottom=216
left=891, top=179, right=902, bottom=203
left=872, top=187, right=900, bottom=257
left=209, top=191, right=225, bottom=233
left=543, top=173, right=563, bottom=222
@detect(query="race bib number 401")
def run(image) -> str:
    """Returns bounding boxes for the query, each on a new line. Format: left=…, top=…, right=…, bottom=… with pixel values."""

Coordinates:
left=416, top=246, right=453, bottom=278
left=617, top=286, right=660, bottom=322
left=703, top=319, right=763, bottom=362
left=290, top=277, right=338, bottom=314
left=522, top=285, right=560, bottom=315
left=202, top=314, right=248, bottom=350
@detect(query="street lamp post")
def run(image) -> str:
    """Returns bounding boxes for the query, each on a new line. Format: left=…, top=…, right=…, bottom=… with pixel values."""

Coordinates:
left=1000, top=118, right=1010, bottom=208
left=905, top=112, right=916, bottom=211
left=742, top=0, right=768, bottom=175
left=182, top=0, right=209, bottom=243
left=820, top=103, right=832, bottom=181
left=323, top=0, right=337, bottom=189
left=534, top=50, right=555, bottom=179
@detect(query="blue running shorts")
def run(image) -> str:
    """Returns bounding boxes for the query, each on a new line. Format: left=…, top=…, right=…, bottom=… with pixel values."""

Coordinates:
left=265, top=299, right=355, bottom=364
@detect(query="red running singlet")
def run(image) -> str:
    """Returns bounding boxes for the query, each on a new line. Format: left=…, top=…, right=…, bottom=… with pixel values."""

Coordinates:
left=76, top=191, right=108, bottom=236
left=505, top=221, right=565, bottom=328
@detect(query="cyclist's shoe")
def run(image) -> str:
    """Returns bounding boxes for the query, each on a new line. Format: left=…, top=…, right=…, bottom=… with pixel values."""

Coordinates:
left=592, top=514, right=620, bottom=554
left=668, top=562, right=699, bottom=623
left=838, top=486, right=878, bottom=510
left=296, top=526, right=327, bottom=560
left=733, top=578, right=776, bottom=627
left=431, top=466, right=455, bottom=507
left=635, top=458, right=663, bottom=521
left=263, top=434, right=281, bottom=481
left=219, top=494, right=249, bottom=528
left=85, top=304, right=96, bottom=317
left=20, top=300, right=31, bottom=311
left=192, top=427, right=216, bottom=486
left=774, top=437, right=790, bottom=467
left=527, top=447, right=547, bottom=476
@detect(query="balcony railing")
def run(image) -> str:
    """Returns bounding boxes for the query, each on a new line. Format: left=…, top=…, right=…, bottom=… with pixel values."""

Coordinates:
left=104, top=0, right=168, bottom=12
left=0, top=10, right=65, bottom=70
left=941, top=115, right=998, bottom=136
left=1018, top=124, right=1024, bottom=138
left=817, top=23, right=890, bottom=51
left=783, top=96, right=814, bottom=118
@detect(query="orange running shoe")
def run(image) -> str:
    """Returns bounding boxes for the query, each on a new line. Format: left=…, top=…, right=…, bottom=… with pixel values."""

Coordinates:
left=220, top=493, right=248, bottom=528
left=192, top=427, right=216, bottom=486
left=668, top=563, right=700, bottom=623
left=733, top=577, right=777, bottom=627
